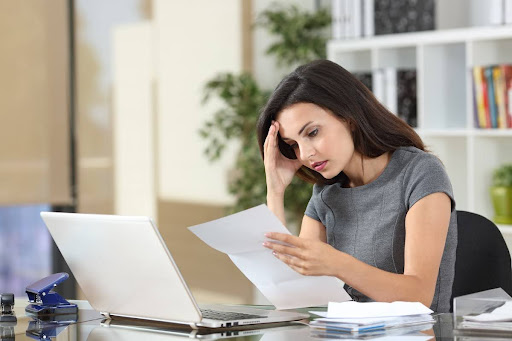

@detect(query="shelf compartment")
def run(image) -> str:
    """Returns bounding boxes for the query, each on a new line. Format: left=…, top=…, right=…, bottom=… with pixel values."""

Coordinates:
left=471, top=136, right=512, bottom=219
left=330, top=49, right=371, bottom=73
left=420, top=43, right=467, bottom=130
left=375, top=46, right=416, bottom=69
left=471, top=37, right=512, bottom=67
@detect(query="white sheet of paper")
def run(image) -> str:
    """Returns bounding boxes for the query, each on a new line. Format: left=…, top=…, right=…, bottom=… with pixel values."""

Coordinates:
left=309, top=314, right=434, bottom=325
left=188, top=204, right=351, bottom=309
left=464, top=301, right=512, bottom=322
left=325, top=301, right=433, bottom=318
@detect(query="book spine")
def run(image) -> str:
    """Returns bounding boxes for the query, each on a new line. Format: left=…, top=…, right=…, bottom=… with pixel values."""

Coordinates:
left=332, top=0, right=344, bottom=39
left=372, top=69, right=385, bottom=105
left=503, top=64, right=512, bottom=128
left=481, top=67, right=491, bottom=128
left=472, top=71, right=479, bottom=128
left=493, top=66, right=507, bottom=129
left=506, top=0, right=512, bottom=24
left=484, top=66, right=498, bottom=128
left=397, top=69, right=417, bottom=127
left=472, top=66, right=487, bottom=128
left=363, top=0, right=374, bottom=37
left=469, top=0, right=504, bottom=26
left=345, top=0, right=354, bottom=38
left=384, top=67, right=398, bottom=115
left=352, top=0, right=362, bottom=38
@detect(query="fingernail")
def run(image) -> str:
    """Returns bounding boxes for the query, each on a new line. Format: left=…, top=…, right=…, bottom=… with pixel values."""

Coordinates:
left=272, top=251, right=277, bottom=256
left=264, top=233, right=270, bottom=237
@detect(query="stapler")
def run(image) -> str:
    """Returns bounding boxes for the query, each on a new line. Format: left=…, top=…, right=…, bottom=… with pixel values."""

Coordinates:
left=25, top=273, right=78, bottom=316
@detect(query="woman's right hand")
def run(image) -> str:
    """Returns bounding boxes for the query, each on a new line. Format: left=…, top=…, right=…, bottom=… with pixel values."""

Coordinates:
left=263, top=121, right=302, bottom=196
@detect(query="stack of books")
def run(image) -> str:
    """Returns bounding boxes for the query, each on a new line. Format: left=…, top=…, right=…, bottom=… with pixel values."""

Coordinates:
left=472, top=64, right=512, bottom=129
left=309, top=301, right=435, bottom=338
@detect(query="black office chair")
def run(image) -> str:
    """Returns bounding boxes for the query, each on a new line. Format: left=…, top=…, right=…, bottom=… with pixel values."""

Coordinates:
left=450, top=210, right=512, bottom=311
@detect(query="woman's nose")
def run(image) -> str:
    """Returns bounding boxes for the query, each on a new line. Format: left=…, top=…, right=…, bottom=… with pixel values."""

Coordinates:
left=299, top=144, right=314, bottom=161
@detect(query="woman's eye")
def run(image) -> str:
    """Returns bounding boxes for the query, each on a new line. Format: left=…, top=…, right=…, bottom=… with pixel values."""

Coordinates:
left=308, top=128, right=318, bottom=137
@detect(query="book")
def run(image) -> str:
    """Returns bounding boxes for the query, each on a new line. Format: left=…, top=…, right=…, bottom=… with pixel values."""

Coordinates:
left=353, top=71, right=373, bottom=92
left=351, top=0, right=362, bottom=38
left=503, top=65, right=512, bottom=128
left=473, top=66, right=487, bottom=128
left=374, top=0, right=435, bottom=35
left=481, top=67, right=492, bottom=128
left=493, top=66, right=507, bottom=128
left=384, top=67, right=398, bottom=115
left=468, top=0, right=505, bottom=26
left=332, top=0, right=345, bottom=40
left=397, top=69, right=417, bottom=128
left=506, top=0, right=512, bottom=24
left=363, top=0, right=374, bottom=37
left=372, top=69, right=385, bottom=105
left=485, top=66, right=499, bottom=128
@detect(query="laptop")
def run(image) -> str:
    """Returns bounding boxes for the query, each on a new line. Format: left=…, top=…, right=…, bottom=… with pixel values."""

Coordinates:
left=40, top=212, right=309, bottom=328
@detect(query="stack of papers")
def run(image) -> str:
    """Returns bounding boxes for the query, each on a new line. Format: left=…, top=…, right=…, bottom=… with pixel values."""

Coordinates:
left=461, top=301, right=512, bottom=332
left=309, top=301, right=435, bottom=337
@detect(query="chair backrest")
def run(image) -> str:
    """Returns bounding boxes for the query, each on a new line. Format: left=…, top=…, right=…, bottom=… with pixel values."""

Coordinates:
left=450, top=210, right=512, bottom=311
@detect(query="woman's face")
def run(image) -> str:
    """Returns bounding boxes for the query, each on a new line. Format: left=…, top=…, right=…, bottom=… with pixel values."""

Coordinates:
left=276, top=102, right=355, bottom=179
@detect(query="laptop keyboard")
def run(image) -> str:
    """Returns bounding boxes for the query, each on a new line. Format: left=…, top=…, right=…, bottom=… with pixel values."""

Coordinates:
left=200, top=309, right=266, bottom=321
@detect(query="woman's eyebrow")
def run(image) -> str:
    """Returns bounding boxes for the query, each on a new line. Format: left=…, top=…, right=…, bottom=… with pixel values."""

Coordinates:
left=281, top=121, right=313, bottom=141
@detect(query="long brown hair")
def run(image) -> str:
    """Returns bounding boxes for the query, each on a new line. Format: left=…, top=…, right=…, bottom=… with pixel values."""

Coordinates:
left=256, top=59, right=425, bottom=185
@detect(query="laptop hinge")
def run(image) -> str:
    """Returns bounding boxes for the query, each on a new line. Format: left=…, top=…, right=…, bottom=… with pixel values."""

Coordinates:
left=101, top=312, right=111, bottom=319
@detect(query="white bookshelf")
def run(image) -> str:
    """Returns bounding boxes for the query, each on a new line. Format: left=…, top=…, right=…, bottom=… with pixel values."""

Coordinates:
left=327, top=25, right=512, bottom=238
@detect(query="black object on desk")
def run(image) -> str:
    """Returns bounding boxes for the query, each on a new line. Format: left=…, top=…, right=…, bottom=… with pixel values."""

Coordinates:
left=0, top=293, right=16, bottom=341
left=0, top=294, right=16, bottom=323
left=25, top=272, right=78, bottom=316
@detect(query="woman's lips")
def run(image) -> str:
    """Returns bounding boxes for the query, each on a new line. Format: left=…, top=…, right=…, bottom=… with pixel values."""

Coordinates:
left=312, top=161, right=327, bottom=171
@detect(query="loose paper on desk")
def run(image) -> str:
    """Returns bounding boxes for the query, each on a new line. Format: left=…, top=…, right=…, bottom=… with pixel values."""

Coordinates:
left=188, top=204, right=350, bottom=309
left=310, top=301, right=433, bottom=319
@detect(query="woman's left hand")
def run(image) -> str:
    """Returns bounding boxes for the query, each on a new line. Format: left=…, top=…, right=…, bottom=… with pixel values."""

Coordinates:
left=263, top=232, right=342, bottom=277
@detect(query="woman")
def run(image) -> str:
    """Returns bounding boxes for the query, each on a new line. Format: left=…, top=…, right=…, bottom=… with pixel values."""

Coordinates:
left=257, top=59, right=457, bottom=312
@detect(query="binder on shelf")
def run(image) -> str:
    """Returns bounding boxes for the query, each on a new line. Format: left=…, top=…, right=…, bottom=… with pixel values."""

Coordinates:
left=506, top=0, right=512, bottom=24
left=331, top=0, right=369, bottom=39
left=362, top=0, right=374, bottom=37
left=344, top=0, right=354, bottom=38
left=469, top=0, right=505, bottom=26
left=374, top=0, right=435, bottom=35
left=372, top=69, right=385, bottom=107
left=332, top=0, right=345, bottom=40
left=384, top=67, right=398, bottom=115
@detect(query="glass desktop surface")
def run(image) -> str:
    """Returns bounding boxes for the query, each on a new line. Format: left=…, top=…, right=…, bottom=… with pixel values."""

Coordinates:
left=2, top=301, right=461, bottom=340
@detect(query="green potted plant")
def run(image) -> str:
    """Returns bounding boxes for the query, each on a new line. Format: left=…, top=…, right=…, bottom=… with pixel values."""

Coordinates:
left=200, top=4, right=330, bottom=225
left=491, top=163, right=512, bottom=224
